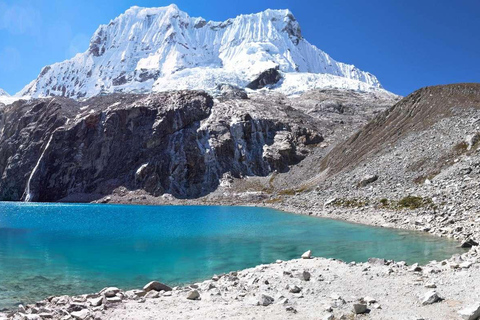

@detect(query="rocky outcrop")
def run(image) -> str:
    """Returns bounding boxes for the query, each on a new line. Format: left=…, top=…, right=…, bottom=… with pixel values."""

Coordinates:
left=246, top=68, right=282, bottom=90
left=0, top=91, right=324, bottom=201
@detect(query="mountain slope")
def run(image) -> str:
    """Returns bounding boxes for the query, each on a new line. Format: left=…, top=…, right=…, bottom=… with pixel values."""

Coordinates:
left=0, top=88, right=9, bottom=97
left=319, top=83, right=480, bottom=180
left=19, top=5, right=387, bottom=99
left=0, top=88, right=15, bottom=106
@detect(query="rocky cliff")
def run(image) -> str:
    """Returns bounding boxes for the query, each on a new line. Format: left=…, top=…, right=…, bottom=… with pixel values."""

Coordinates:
left=0, top=90, right=331, bottom=202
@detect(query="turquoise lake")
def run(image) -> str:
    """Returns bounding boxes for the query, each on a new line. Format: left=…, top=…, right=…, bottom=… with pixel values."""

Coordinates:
left=0, top=202, right=464, bottom=310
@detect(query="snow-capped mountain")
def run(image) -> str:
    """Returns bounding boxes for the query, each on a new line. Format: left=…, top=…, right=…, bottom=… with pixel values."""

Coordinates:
left=0, top=88, right=14, bottom=105
left=0, top=88, right=9, bottom=97
left=19, top=4, right=388, bottom=99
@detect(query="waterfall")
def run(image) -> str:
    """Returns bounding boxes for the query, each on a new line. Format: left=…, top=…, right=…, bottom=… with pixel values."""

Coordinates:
left=24, top=133, right=55, bottom=202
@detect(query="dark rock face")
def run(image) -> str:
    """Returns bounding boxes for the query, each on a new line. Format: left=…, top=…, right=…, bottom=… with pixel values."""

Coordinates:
left=0, top=91, right=322, bottom=201
left=89, top=27, right=107, bottom=57
left=246, top=68, right=282, bottom=90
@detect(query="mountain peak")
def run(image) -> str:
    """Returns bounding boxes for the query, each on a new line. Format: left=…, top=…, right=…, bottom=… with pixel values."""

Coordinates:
left=0, top=88, right=10, bottom=97
left=19, top=5, right=389, bottom=99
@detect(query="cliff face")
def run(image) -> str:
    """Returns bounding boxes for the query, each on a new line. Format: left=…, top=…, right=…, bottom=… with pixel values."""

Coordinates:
left=0, top=91, right=323, bottom=201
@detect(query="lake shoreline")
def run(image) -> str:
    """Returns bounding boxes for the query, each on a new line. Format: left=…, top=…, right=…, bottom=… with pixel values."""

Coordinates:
left=90, top=190, right=476, bottom=248
left=2, top=197, right=479, bottom=319
left=2, top=250, right=479, bottom=319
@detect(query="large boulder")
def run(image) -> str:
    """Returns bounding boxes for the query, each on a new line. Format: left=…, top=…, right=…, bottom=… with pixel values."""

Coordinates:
left=421, top=291, right=442, bottom=305
left=459, top=303, right=480, bottom=320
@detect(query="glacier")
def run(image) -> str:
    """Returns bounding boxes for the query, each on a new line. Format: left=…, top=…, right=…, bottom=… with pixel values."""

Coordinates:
left=18, top=4, right=390, bottom=99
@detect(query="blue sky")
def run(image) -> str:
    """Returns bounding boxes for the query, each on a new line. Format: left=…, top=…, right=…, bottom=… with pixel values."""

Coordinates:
left=0, top=0, right=478, bottom=96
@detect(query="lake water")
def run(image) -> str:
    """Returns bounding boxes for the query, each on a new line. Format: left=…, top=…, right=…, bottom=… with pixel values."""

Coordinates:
left=0, top=202, right=463, bottom=310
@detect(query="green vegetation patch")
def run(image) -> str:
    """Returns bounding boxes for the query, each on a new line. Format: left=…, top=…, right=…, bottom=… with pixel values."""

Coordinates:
left=376, top=196, right=434, bottom=210
left=332, top=198, right=369, bottom=208
left=278, top=186, right=310, bottom=196
left=398, top=196, right=428, bottom=209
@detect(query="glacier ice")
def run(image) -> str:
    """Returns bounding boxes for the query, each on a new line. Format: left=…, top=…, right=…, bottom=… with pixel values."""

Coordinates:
left=18, top=4, right=390, bottom=99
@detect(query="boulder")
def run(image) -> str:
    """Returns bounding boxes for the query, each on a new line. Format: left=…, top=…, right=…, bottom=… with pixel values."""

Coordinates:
left=186, top=290, right=200, bottom=300
left=259, top=294, right=274, bottom=306
left=143, top=281, right=172, bottom=292
left=106, top=296, right=122, bottom=303
left=101, top=287, right=120, bottom=298
left=358, top=174, right=378, bottom=187
left=145, top=290, right=160, bottom=299
left=353, top=303, right=368, bottom=314
left=460, top=239, right=479, bottom=248
left=285, top=306, right=297, bottom=314
left=421, top=290, right=442, bottom=305
left=301, top=250, right=312, bottom=259
left=460, top=261, right=473, bottom=269
left=87, top=296, right=103, bottom=307
left=409, top=263, right=422, bottom=272
left=70, top=309, right=90, bottom=320
left=300, top=271, right=311, bottom=281
left=289, top=285, right=302, bottom=293
left=126, top=289, right=147, bottom=298
left=458, top=303, right=480, bottom=320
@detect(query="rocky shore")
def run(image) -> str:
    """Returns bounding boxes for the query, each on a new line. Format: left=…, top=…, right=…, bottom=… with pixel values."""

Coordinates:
left=2, top=246, right=480, bottom=320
